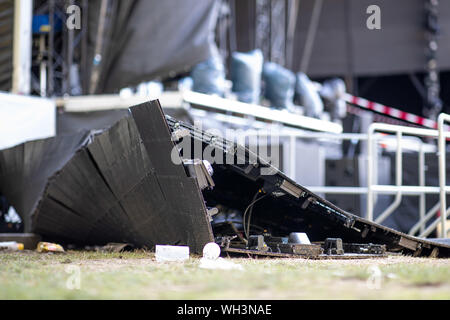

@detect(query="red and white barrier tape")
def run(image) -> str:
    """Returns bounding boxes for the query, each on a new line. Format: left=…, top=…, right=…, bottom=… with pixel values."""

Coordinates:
left=344, top=93, right=438, bottom=129
left=346, top=105, right=421, bottom=128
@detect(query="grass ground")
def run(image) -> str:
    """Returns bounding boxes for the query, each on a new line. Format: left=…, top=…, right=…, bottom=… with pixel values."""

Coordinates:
left=0, top=250, right=449, bottom=299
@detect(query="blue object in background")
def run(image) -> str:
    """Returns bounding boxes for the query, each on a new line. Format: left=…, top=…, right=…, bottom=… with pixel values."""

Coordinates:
left=320, top=77, right=346, bottom=120
left=231, top=49, right=263, bottom=104
left=295, top=72, right=324, bottom=118
left=262, top=62, right=295, bottom=110
left=178, top=77, right=193, bottom=91
left=32, top=14, right=63, bottom=34
left=191, top=56, right=226, bottom=96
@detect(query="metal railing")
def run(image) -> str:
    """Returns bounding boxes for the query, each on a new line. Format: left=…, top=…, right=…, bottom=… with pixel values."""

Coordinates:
left=190, top=107, right=450, bottom=238
left=237, top=114, right=450, bottom=238
left=367, top=121, right=450, bottom=238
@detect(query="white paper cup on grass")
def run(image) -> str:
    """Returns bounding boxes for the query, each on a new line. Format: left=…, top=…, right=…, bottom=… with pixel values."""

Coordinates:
left=202, top=242, right=221, bottom=260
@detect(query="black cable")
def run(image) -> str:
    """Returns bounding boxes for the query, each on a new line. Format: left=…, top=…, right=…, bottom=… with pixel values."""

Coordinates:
left=246, top=194, right=268, bottom=238
left=242, top=190, right=269, bottom=239
left=242, top=190, right=259, bottom=239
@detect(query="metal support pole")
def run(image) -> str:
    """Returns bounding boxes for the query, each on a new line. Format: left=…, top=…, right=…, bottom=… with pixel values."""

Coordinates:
left=419, top=141, right=426, bottom=234
left=300, top=0, right=322, bottom=73
left=269, top=0, right=286, bottom=66
left=375, top=132, right=403, bottom=224
left=438, top=113, right=450, bottom=237
left=424, top=0, right=442, bottom=119
left=89, top=0, right=109, bottom=94
left=48, top=0, right=55, bottom=96
left=39, top=34, right=47, bottom=97
left=67, top=0, right=75, bottom=95
left=289, top=135, right=296, bottom=180
left=286, top=0, right=300, bottom=70
left=367, top=128, right=374, bottom=221
left=81, top=0, right=88, bottom=94
left=12, top=0, right=33, bottom=95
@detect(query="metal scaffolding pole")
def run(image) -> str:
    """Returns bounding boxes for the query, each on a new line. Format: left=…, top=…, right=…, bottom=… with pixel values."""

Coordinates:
left=12, top=0, right=33, bottom=95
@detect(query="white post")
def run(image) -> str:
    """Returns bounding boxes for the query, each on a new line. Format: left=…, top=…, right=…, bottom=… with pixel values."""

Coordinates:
left=419, top=142, right=426, bottom=234
left=437, top=114, right=449, bottom=238
left=367, top=128, right=374, bottom=221
left=289, top=135, right=296, bottom=180
left=374, top=131, right=403, bottom=224
left=12, top=0, right=33, bottom=95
